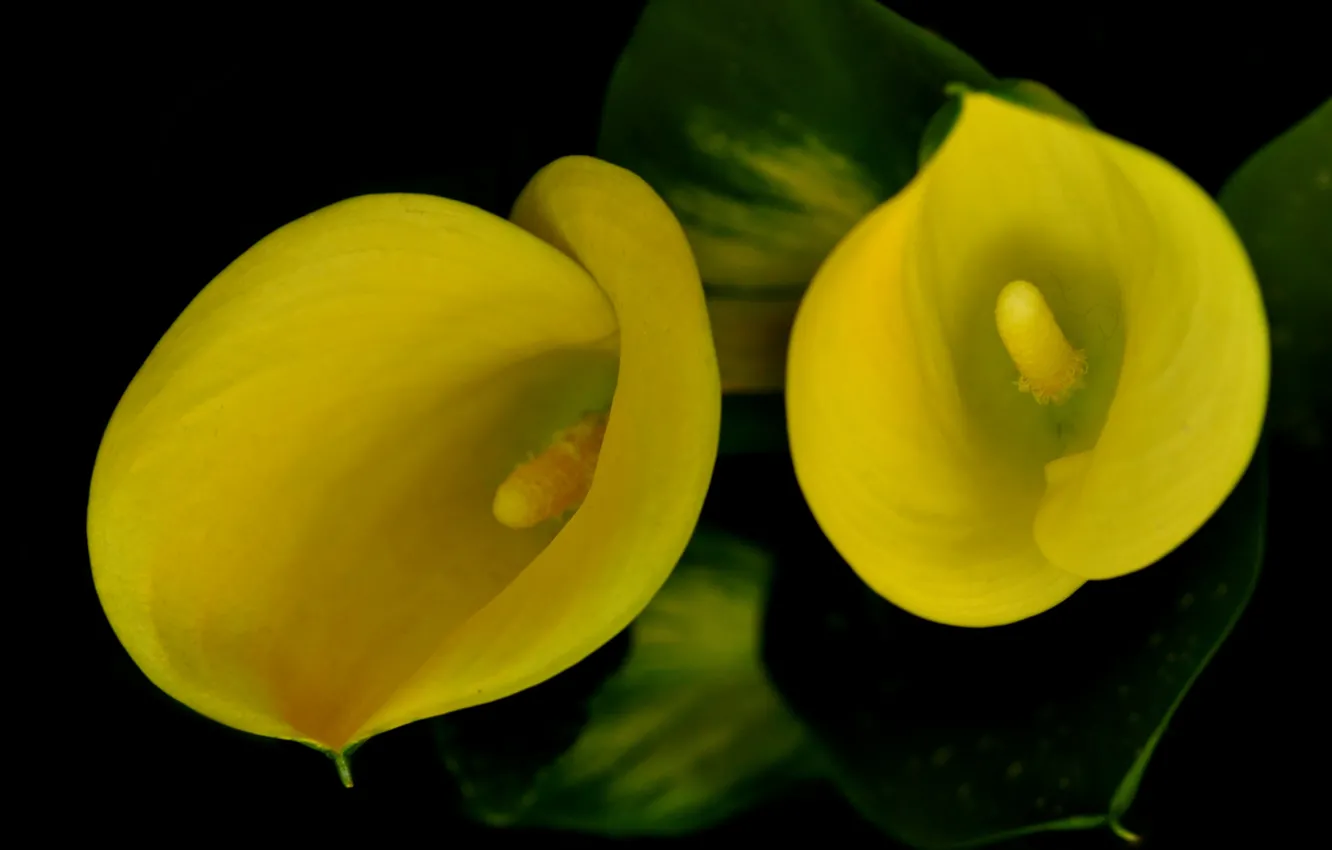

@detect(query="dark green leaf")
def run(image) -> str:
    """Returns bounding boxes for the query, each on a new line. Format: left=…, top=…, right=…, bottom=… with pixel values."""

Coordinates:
left=438, top=530, right=820, bottom=836
left=763, top=456, right=1266, bottom=848
left=598, top=0, right=993, bottom=293
left=1220, top=99, right=1332, bottom=451
left=433, top=633, right=630, bottom=819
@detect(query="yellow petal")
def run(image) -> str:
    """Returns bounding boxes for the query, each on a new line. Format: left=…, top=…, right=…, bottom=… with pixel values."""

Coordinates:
left=1031, top=123, right=1268, bottom=579
left=360, top=156, right=721, bottom=740
left=89, top=163, right=719, bottom=753
left=787, top=93, right=1266, bottom=625
left=786, top=172, right=1082, bottom=627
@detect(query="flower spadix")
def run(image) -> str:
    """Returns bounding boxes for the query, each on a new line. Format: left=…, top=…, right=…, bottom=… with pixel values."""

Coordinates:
left=87, top=156, right=720, bottom=772
left=786, top=94, right=1268, bottom=627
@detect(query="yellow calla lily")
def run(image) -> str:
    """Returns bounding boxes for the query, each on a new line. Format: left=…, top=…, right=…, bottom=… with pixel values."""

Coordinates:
left=87, top=155, right=720, bottom=778
left=786, top=93, right=1268, bottom=627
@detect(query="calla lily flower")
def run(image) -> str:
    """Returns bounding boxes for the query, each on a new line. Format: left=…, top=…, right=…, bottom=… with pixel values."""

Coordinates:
left=87, top=156, right=720, bottom=779
left=787, top=93, right=1268, bottom=627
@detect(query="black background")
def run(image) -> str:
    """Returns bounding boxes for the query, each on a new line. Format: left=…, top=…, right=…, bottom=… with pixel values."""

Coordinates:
left=50, top=2, right=1324, bottom=845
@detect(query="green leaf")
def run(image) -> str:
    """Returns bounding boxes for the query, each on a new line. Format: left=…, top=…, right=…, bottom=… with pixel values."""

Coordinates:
left=437, top=530, right=821, bottom=836
left=762, top=455, right=1266, bottom=849
left=597, top=0, right=993, bottom=293
left=1220, top=99, right=1332, bottom=452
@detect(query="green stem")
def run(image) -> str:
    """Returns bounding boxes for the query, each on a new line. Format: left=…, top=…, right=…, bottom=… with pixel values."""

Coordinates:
left=333, top=751, right=354, bottom=788
left=1109, top=818, right=1143, bottom=845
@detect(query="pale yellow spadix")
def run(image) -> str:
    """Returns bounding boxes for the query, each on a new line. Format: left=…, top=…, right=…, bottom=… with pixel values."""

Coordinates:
left=493, top=413, right=608, bottom=529
left=994, top=280, right=1087, bottom=405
